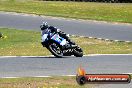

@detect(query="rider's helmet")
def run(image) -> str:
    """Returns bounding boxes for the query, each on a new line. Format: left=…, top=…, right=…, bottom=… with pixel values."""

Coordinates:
left=40, top=22, right=49, bottom=30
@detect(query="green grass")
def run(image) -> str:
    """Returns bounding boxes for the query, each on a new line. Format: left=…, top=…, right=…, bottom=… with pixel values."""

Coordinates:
left=0, top=76, right=95, bottom=88
left=0, top=0, right=132, bottom=23
left=0, top=28, right=132, bottom=56
left=0, top=28, right=51, bottom=56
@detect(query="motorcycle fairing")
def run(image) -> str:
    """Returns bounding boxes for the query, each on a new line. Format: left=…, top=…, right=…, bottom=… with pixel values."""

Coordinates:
left=51, top=34, right=66, bottom=46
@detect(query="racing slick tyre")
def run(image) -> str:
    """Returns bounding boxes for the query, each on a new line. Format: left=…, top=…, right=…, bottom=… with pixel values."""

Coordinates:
left=48, top=42, right=63, bottom=58
left=73, top=46, right=83, bottom=57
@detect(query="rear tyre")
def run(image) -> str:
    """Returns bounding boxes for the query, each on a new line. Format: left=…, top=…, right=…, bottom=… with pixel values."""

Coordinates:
left=73, top=46, right=83, bottom=57
left=48, top=42, right=63, bottom=58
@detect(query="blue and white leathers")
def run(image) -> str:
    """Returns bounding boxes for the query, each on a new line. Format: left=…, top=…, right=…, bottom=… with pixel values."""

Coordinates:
left=42, top=34, right=48, bottom=42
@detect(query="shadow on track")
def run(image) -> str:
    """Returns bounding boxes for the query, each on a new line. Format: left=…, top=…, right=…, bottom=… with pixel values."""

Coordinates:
left=25, top=56, right=71, bottom=58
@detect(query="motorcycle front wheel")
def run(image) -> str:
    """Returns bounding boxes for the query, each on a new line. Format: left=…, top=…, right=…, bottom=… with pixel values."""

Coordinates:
left=48, top=42, right=63, bottom=58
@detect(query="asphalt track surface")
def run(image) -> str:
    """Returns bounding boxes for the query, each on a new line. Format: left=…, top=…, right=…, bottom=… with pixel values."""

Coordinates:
left=0, top=55, right=132, bottom=77
left=0, top=12, right=132, bottom=41
left=0, top=55, right=132, bottom=88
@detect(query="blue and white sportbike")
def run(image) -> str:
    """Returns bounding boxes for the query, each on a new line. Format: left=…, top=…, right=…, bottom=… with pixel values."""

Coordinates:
left=42, top=32, right=83, bottom=58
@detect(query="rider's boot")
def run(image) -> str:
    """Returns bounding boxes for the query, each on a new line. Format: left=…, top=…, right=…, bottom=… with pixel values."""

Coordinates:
left=62, top=43, right=77, bottom=50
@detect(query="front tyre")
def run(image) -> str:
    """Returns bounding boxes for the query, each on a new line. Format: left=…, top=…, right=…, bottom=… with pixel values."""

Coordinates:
left=73, top=46, right=83, bottom=57
left=48, top=42, right=63, bottom=58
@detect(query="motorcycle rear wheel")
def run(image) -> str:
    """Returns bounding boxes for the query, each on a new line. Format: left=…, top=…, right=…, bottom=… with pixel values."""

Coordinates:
left=73, top=46, right=83, bottom=57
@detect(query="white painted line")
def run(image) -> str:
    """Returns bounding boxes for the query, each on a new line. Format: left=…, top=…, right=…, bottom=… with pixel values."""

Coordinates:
left=97, top=38, right=102, bottom=40
left=20, top=55, right=54, bottom=58
left=1, top=76, right=51, bottom=78
left=115, top=40, right=119, bottom=42
left=125, top=41, right=131, bottom=43
left=79, top=36, right=84, bottom=37
left=83, top=54, right=132, bottom=56
left=0, top=54, right=132, bottom=58
left=105, top=39, right=110, bottom=41
left=0, top=73, right=131, bottom=78
left=0, top=55, right=54, bottom=58
left=62, top=75, right=76, bottom=77
left=0, top=56, right=18, bottom=58
left=33, top=76, right=52, bottom=78
left=0, top=75, right=75, bottom=78
left=70, top=35, right=76, bottom=37
left=89, top=37, right=93, bottom=39
left=123, top=73, right=132, bottom=74
left=1, top=77, right=20, bottom=78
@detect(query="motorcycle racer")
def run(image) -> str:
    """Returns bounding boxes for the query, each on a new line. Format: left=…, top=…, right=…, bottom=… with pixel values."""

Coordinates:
left=40, top=22, right=75, bottom=47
